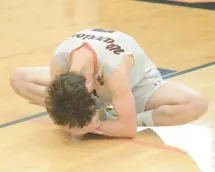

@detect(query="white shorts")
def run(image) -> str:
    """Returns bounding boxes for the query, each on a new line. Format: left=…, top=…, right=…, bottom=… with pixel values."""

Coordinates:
left=98, top=68, right=167, bottom=121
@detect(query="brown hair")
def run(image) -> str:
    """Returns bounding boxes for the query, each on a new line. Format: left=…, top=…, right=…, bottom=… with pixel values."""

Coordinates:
left=45, top=72, right=96, bottom=128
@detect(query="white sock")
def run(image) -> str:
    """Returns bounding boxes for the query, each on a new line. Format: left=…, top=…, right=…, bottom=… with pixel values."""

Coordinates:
left=137, top=110, right=154, bottom=126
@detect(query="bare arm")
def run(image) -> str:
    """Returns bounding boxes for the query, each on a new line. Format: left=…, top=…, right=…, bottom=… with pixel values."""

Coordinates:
left=96, top=63, right=137, bottom=138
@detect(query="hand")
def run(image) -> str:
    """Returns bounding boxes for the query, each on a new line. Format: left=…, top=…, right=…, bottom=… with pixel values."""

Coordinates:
left=91, top=129, right=105, bottom=135
left=86, top=114, right=106, bottom=135
left=68, top=127, right=89, bottom=137
left=67, top=118, right=101, bottom=137
left=65, top=112, right=102, bottom=137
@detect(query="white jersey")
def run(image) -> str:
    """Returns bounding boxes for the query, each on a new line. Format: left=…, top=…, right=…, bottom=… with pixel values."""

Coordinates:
left=53, top=29, right=156, bottom=108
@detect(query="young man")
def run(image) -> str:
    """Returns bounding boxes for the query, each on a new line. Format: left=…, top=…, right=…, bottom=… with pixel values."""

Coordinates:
left=10, top=29, right=208, bottom=138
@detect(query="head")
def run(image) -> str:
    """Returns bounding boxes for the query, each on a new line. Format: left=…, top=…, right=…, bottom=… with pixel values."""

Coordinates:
left=45, top=71, right=98, bottom=132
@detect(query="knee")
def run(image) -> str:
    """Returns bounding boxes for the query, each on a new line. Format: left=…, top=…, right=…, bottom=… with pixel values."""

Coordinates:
left=10, top=68, right=28, bottom=92
left=187, top=91, right=209, bottom=120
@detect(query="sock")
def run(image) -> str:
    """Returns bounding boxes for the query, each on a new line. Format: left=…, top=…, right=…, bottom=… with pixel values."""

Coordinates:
left=137, top=110, right=154, bottom=126
left=98, top=107, right=118, bottom=121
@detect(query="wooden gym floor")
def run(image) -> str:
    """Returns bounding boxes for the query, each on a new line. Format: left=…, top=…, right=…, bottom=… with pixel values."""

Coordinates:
left=0, top=0, right=215, bottom=171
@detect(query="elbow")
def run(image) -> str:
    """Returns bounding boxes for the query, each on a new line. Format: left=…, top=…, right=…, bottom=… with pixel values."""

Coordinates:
left=126, top=131, right=136, bottom=138
left=125, top=131, right=136, bottom=138
left=124, top=125, right=137, bottom=138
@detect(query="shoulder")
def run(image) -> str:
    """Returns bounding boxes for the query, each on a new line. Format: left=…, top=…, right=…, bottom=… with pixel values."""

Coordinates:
left=105, top=55, right=134, bottom=94
left=54, top=37, right=75, bottom=55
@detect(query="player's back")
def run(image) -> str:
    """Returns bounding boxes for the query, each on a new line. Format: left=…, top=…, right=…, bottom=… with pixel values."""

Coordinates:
left=54, top=28, right=156, bottom=89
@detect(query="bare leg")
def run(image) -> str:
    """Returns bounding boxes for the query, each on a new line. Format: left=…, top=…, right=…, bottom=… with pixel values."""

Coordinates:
left=10, top=66, right=51, bottom=107
left=143, top=82, right=209, bottom=126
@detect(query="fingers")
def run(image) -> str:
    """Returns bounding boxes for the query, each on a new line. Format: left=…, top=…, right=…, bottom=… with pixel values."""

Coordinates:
left=92, top=129, right=105, bottom=135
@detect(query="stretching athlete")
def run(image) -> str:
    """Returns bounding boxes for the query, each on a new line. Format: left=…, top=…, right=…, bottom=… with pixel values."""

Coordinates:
left=10, top=29, right=208, bottom=138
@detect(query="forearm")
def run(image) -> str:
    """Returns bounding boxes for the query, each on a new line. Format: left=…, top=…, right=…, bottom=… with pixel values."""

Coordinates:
left=97, top=120, right=136, bottom=138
